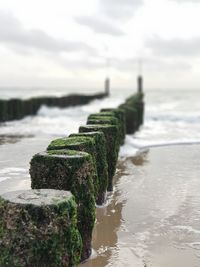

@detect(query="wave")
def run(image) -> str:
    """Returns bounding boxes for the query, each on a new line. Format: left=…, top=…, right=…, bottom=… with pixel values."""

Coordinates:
left=119, top=136, right=200, bottom=158
left=146, top=113, right=200, bottom=124
left=0, top=93, right=127, bottom=136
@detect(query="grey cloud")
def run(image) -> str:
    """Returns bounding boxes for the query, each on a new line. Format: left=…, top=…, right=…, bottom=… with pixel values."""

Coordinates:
left=0, top=10, right=95, bottom=55
left=99, top=0, right=143, bottom=20
left=75, top=16, right=124, bottom=36
left=146, top=36, right=200, bottom=57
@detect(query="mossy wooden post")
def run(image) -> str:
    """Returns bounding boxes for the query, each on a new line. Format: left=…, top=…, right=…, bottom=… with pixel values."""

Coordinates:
left=23, top=99, right=33, bottom=116
left=30, top=150, right=96, bottom=261
left=79, top=124, right=118, bottom=191
left=88, top=112, right=120, bottom=134
left=86, top=116, right=120, bottom=153
left=100, top=109, right=126, bottom=145
left=118, top=104, right=138, bottom=134
left=136, top=99, right=144, bottom=125
left=0, top=100, right=8, bottom=122
left=47, top=136, right=99, bottom=204
left=0, top=189, right=82, bottom=267
left=69, top=132, right=108, bottom=205
left=125, top=93, right=145, bottom=127
left=11, top=99, right=23, bottom=120
left=137, top=75, right=143, bottom=94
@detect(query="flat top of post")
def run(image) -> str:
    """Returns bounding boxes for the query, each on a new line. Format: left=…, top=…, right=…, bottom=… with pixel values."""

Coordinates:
left=1, top=189, right=73, bottom=206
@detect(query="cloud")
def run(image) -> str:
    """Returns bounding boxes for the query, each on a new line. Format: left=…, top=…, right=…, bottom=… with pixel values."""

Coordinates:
left=57, top=55, right=190, bottom=72
left=171, top=0, right=200, bottom=2
left=0, top=10, right=95, bottom=55
left=112, top=57, right=191, bottom=72
left=99, top=0, right=144, bottom=20
left=75, top=16, right=124, bottom=36
left=146, top=36, right=200, bottom=57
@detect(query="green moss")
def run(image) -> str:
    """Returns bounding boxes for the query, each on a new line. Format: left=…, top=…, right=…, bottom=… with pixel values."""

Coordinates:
left=0, top=100, right=8, bottom=122
left=100, top=108, right=126, bottom=145
left=118, top=104, right=138, bottom=134
left=0, top=189, right=82, bottom=267
left=125, top=93, right=145, bottom=127
left=69, top=132, right=108, bottom=205
left=126, top=99, right=144, bottom=126
left=30, top=150, right=96, bottom=261
left=87, top=115, right=118, bottom=126
left=126, top=92, right=143, bottom=103
left=47, top=137, right=95, bottom=151
left=86, top=116, right=120, bottom=152
left=79, top=124, right=119, bottom=191
left=47, top=149, right=83, bottom=156
left=47, top=137, right=99, bottom=201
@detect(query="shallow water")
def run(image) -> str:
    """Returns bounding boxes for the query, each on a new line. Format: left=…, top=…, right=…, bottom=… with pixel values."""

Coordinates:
left=81, top=145, right=200, bottom=267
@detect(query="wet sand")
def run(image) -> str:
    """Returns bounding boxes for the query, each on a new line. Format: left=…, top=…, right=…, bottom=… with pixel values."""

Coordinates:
left=81, top=145, right=200, bottom=267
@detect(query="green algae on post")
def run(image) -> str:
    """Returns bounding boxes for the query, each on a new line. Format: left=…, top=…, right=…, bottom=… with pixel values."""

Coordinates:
left=30, top=149, right=96, bottom=261
left=79, top=124, right=119, bottom=191
left=125, top=93, right=145, bottom=127
left=88, top=112, right=123, bottom=143
left=87, top=115, right=119, bottom=127
left=0, top=100, right=8, bottom=122
left=118, top=104, right=138, bottom=134
left=47, top=136, right=99, bottom=202
left=69, top=132, right=108, bottom=205
left=86, top=116, right=120, bottom=152
left=0, top=189, right=82, bottom=267
left=100, top=109, right=126, bottom=145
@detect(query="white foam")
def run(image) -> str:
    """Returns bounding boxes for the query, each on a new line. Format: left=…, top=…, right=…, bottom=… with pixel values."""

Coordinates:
left=0, top=167, right=28, bottom=183
left=173, top=225, right=200, bottom=235
left=0, top=167, right=27, bottom=174
left=0, top=93, right=126, bottom=136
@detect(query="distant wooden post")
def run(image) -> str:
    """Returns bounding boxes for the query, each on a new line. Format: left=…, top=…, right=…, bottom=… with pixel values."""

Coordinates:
left=105, top=77, right=110, bottom=96
left=137, top=75, right=143, bottom=94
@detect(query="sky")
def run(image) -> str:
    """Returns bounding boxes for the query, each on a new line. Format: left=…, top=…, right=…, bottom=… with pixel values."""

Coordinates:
left=0, top=0, right=200, bottom=90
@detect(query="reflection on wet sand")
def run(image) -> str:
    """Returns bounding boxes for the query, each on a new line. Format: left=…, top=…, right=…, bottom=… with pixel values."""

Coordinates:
left=80, top=161, right=128, bottom=267
left=81, top=145, right=200, bottom=267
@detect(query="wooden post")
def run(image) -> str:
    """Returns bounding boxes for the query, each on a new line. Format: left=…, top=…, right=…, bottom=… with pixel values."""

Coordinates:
left=137, top=75, right=143, bottom=94
left=105, top=77, right=110, bottom=96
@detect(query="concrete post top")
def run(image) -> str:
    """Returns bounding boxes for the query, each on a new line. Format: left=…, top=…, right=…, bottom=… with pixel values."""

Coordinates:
left=1, top=189, right=73, bottom=206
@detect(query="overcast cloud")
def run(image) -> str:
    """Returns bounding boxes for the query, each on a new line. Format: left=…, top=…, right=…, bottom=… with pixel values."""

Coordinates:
left=75, top=16, right=124, bottom=36
left=0, top=10, right=95, bottom=55
left=0, top=0, right=200, bottom=88
left=147, top=36, right=200, bottom=57
left=172, top=0, right=200, bottom=2
left=99, top=0, right=143, bottom=20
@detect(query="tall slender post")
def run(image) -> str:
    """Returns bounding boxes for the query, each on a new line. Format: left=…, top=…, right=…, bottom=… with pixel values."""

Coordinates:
left=137, top=75, right=143, bottom=94
left=105, top=77, right=110, bottom=96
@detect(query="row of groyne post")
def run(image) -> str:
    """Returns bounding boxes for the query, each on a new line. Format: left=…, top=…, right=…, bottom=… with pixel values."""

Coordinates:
left=0, top=81, right=145, bottom=266
left=0, top=92, right=107, bottom=122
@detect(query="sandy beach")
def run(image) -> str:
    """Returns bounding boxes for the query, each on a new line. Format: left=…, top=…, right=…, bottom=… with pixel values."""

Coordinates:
left=81, top=144, right=200, bottom=267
